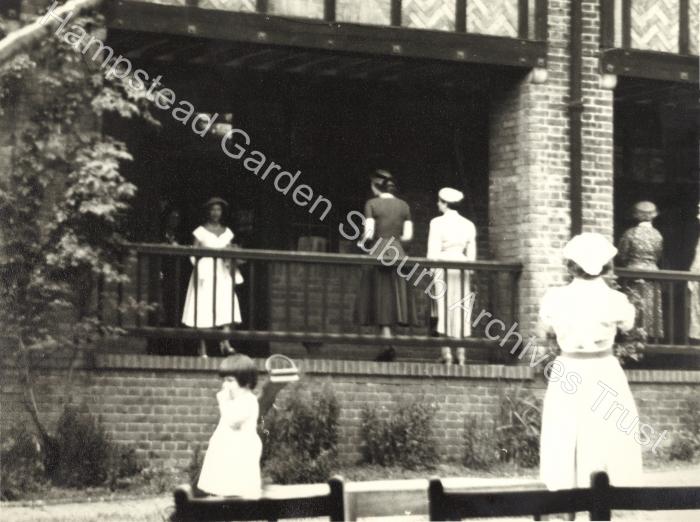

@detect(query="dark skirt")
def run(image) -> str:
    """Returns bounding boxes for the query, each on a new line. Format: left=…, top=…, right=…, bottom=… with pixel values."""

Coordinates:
left=354, top=265, right=418, bottom=327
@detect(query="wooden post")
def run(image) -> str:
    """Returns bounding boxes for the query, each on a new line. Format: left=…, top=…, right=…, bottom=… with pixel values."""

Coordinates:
left=589, top=471, right=612, bottom=521
left=679, top=0, right=689, bottom=54
left=455, top=0, right=466, bottom=33
left=328, top=476, right=347, bottom=522
left=428, top=477, right=446, bottom=521
left=518, top=0, right=529, bottom=39
left=600, top=0, right=615, bottom=48
left=622, top=0, right=632, bottom=49
left=390, top=0, right=402, bottom=26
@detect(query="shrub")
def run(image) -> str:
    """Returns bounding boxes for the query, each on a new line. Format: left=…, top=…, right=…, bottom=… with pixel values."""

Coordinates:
left=462, top=416, right=498, bottom=471
left=360, top=398, right=438, bottom=470
left=261, top=383, right=339, bottom=484
left=495, top=387, right=541, bottom=468
left=107, top=444, right=146, bottom=490
left=186, top=444, right=204, bottom=486
left=667, top=432, right=696, bottom=462
left=52, top=404, right=113, bottom=487
left=0, top=425, right=46, bottom=500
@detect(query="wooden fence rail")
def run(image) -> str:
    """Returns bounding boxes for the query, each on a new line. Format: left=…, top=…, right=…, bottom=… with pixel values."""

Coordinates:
left=429, top=471, right=700, bottom=520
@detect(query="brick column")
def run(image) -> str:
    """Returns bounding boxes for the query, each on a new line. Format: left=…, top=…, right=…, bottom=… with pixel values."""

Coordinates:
left=580, top=1, right=615, bottom=237
left=488, top=0, right=615, bottom=336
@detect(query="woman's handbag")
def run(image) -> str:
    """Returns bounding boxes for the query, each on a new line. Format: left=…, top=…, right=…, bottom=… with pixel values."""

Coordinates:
left=264, top=354, right=299, bottom=383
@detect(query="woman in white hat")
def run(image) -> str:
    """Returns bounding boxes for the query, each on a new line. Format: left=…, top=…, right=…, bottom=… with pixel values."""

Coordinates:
left=539, top=233, right=642, bottom=492
left=182, top=197, right=242, bottom=357
left=617, top=201, right=664, bottom=340
left=427, top=188, right=477, bottom=364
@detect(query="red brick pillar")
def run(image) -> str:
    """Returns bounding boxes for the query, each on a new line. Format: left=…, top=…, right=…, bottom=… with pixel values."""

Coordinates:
left=488, top=0, right=615, bottom=337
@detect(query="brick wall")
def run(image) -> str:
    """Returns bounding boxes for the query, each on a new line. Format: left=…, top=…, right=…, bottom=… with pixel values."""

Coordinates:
left=2, top=353, right=698, bottom=468
left=488, top=0, right=615, bottom=335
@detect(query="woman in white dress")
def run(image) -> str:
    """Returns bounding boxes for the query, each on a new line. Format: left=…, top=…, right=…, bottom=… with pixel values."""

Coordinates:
left=539, top=233, right=642, bottom=492
left=182, top=197, right=241, bottom=357
left=427, top=188, right=477, bottom=364
left=197, top=355, right=262, bottom=498
left=689, top=204, right=700, bottom=342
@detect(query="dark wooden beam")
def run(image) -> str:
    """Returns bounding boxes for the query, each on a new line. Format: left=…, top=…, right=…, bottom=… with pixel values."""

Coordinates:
left=601, top=48, right=699, bottom=84
left=600, top=0, right=615, bottom=48
left=350, top=61, right=409, bottom=80
left=224, top=49, right=285, bottom=68
left=150, top=41, right=208, bottom=61
left=123, top=38, right=171, bottom=59
left=455, top=0, right=466, bottom=33
left=622, top=0, right=631, bottom=48
left=105, top=1, right=547, bottom=69
left=390, top=0, right=402, bottom=26
left=323, top=0, right=336, bottom=22
left=518, top=0, right=529, bottom=39
left=534, top=0, right=547, bottom=41
left=679, top=0, right=689, bottom=55
left=318, top=58, right=376, bottom=77
left=286, top=55, right=341, bottom=74
left=253, top=51, right=315, bottom=71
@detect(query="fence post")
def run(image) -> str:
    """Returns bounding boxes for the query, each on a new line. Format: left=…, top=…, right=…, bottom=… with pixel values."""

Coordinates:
left=328, top=476, right=346, bottom=522
left=428, top=477, right=446, bottom=521
left=589, top=471, right=612, bottom=521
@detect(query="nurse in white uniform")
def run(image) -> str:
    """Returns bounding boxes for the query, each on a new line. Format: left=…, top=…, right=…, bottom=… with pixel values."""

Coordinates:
left=539, top=233, right=643, bottom=492
left=427, top=188, right=477, bottom=363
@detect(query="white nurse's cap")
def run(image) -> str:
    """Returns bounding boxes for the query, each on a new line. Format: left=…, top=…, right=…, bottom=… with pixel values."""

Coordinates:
left=563, top=232, right=618, bottom=276
left=438, top=187, right=464, bottom=204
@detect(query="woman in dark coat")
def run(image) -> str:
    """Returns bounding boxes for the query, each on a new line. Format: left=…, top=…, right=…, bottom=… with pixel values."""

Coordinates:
left=354, top=170, right=416, bottom=342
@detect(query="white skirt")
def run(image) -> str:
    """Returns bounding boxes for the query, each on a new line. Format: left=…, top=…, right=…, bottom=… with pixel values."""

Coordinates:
left=182, top=257, right=241, bottom=327
left=539, top=353, right=643, bottom=490
left=433, top=252, right=472, bottom=338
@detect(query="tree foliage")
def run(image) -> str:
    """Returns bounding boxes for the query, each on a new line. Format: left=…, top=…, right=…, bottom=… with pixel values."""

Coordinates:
left=0, top=4, right=154, bottom=461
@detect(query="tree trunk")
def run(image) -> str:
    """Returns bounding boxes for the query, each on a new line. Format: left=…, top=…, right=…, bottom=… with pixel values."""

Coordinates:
left=0, top=0, right=104, bottom=65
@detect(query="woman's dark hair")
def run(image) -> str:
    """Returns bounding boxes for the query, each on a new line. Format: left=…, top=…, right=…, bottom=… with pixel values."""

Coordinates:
left=218, top=354, right=258, bottom=390
left=440, top=198, right=461, bottom=211
left=566, top=260, right=611, bottom=280
left=373, top=178, right=397, bottom=195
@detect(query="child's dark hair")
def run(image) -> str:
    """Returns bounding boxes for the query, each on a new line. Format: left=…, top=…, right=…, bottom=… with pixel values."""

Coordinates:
left=218, top=354, right=258, bottom=390
left=566, top=259, right=611, bottom=280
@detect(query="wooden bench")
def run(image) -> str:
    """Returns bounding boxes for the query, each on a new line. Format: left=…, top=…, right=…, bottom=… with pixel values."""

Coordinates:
left=171, top=476, right=346, bottom=521
left=428, top=472, right=700, bottom=520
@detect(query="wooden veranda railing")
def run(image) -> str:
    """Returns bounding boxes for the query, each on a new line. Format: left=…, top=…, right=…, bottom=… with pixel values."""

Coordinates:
left=615, top=267, right=700, bottom=350
left=99, top=242, right=522, bottom=350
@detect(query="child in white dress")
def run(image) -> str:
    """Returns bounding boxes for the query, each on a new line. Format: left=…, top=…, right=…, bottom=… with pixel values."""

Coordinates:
left=197, top=354, right=262, bottom=498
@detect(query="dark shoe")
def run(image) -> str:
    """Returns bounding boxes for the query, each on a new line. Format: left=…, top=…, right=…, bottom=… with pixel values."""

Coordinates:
left=219, top=341, right=236, bottom=355
left=376, top=346, right=396, bottom=362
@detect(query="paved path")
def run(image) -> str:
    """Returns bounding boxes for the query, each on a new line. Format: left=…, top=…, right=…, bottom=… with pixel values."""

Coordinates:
left=2, top=466, right=698, bottom=521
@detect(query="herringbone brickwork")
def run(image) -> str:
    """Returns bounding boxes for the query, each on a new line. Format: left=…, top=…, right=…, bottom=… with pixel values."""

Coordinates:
left=402, top=0, right=455, bottom=31
left=467, top=0, right=518, bottom=37
left=631, top=0, right=680, bottom=53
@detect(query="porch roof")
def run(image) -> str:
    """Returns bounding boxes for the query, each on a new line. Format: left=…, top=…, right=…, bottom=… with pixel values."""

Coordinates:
left=104, top=0, right=547, bottom=70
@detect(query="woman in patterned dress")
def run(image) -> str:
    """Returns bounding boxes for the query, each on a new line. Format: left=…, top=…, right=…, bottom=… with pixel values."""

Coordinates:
left=617, top=201, right=664, bottom=340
